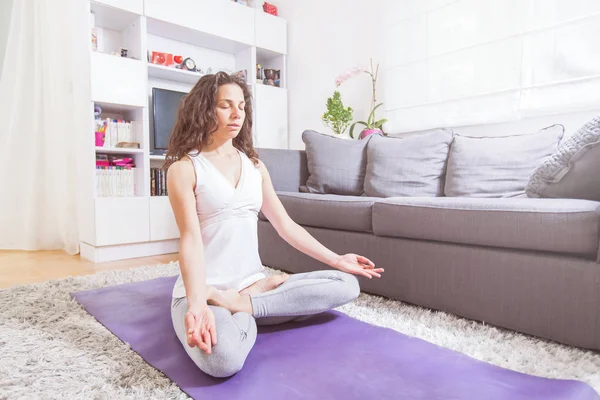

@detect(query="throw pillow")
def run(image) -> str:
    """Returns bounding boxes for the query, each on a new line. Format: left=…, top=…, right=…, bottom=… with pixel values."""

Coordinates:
left=525, top=116, right=600, bottom=201
left=300, top=130, right=370, bottom=195
left=364, top=129, right=454, bottom=197
left=444, top=125, right=564, bottom=198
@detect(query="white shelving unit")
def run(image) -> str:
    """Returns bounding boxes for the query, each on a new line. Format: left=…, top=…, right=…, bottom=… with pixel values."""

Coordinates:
left=81, top=0, right=288, bottom=263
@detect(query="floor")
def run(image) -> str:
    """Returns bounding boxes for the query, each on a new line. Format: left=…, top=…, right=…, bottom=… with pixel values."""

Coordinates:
left=0, top=250, right=178, bottom=289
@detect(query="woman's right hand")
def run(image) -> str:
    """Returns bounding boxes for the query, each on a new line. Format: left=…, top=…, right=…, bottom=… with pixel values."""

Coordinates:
left=184, top=303, right=217, bottom=354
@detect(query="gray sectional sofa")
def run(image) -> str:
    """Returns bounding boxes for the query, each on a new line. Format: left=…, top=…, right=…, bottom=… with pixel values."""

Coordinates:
left=256, top=118, right=600, bottom=352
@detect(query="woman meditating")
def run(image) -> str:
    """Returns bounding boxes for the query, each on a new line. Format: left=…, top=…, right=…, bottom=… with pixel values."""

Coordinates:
left=165, top=72, right=384, bottom=378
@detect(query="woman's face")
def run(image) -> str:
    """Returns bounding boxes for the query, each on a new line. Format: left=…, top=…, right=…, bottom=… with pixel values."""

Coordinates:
left=214, top=83, right=246, bottom=139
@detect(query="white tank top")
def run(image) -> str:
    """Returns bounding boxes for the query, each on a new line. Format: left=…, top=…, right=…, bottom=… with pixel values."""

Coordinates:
left=171, top=148, right=267, bottom=298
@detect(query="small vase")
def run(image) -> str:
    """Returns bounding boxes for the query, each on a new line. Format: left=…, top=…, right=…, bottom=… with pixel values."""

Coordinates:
left=359, top=128, right=383, bottom=140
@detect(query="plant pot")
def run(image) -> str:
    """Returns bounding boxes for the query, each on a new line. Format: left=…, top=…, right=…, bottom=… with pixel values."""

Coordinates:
left=359, top=128, right=383, bottom=140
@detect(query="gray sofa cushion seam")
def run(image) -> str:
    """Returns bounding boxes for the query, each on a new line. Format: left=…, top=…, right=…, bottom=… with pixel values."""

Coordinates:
left=375, top=202, right=598, bottom=214
left=277, top=195, right=375, bottom=205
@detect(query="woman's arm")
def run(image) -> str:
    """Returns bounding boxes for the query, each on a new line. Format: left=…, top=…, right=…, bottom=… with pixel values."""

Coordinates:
left=168, top=159, right=217, bottom=354
left=167, top=159, right=207, bottom=308
left=257, top=160, right=383, bottom=279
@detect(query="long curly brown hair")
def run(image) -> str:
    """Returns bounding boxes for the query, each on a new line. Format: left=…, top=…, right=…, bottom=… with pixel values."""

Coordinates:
left=164, top=71, right=258, bottom=169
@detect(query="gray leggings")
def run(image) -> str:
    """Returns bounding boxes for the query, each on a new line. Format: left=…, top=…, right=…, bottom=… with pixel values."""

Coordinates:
left=171, top=270, right=360, bottom=378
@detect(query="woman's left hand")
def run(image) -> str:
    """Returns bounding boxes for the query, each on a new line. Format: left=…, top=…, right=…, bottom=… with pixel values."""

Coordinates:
left=332, top=253, right=384, bottom=279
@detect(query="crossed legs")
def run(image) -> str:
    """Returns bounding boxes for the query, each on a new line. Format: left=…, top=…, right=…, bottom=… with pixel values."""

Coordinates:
left=171, top=270, right=360, bottom=378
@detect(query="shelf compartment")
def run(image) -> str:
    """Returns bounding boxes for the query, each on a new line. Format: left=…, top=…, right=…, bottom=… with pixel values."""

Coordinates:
left=91, top=1, right=142, bottom=32
left=90, top=1, right=144, bottom=61
left=256, top=51, right=286, bottom=89
left=94, top=105, right=144, bottom=150
left=95, top=164, right=144, bottom=198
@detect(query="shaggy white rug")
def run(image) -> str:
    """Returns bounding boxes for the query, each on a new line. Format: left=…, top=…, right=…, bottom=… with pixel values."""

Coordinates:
left=0, top=262, right=598, bottom=399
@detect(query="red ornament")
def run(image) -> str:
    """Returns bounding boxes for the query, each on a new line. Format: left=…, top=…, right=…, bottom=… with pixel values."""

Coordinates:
left=263, top=2, right=278, bottom=16
left=174, top=55, right=183, bottom=64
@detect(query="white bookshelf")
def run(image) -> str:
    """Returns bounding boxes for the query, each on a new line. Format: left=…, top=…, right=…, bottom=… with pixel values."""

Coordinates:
left=81, top=0, right=288, bottom=263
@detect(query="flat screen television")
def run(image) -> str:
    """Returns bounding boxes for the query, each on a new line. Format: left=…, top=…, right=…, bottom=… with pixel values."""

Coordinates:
left=151, top=87, right=187, bottom=155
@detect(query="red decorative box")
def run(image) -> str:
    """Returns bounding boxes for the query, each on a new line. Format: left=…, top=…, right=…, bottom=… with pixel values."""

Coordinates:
left=263, top=2, right=277, bottom=16
left=151, top=51, right=174, bottom=67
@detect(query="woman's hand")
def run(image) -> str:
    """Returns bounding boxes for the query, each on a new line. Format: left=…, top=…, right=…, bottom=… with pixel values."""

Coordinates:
left=332, top=253, right=384, bottom=279
left=184, top=303, right=217, bottom=354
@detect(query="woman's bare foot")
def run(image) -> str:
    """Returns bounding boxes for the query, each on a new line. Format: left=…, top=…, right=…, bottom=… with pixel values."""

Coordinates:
left=206, top=286, right=253, bottom=314
left=239, top=274, right=289, bottom=296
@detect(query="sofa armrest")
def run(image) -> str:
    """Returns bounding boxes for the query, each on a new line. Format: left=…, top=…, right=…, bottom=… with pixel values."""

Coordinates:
left=256, top=148, right=308, bottom=192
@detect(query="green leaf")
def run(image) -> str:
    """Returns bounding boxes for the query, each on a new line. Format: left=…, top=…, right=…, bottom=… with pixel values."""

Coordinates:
left=349, top=121, right=368, bottom=139
left=373, top=118, right=388, bottom=128
left=367, top=103, right=384, bottom=126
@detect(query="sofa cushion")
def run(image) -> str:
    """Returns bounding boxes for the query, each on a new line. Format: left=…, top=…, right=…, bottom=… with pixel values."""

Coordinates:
left=364, top=129, right=453, bottom=197
left=372, top=197, right=600, bottom=258
left=444, top=125, right=564, bottom=198
left=300, top=130, right=370, bottom=196
left=259, top=192, right=376, bottom=233
left=526, top=115, right=600, bottom=201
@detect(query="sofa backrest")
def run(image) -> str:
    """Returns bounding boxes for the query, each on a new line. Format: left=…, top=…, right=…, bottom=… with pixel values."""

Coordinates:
left=258, top=109, right=600, bottom=200
left=256, top=148, right=308, bottom=192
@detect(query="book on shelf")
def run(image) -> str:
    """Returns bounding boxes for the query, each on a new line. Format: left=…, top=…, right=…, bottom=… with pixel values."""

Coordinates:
left=94, top=118, right=141, bottom=149
left=96, top=166, right=136, bottom=197
left=151, top=167, right=168, bottom=196
left=96, top=154, right=137, bottom=197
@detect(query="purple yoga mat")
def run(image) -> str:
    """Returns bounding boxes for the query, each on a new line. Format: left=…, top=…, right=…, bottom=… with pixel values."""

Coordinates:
left=72, top=276, right=599, bottom=400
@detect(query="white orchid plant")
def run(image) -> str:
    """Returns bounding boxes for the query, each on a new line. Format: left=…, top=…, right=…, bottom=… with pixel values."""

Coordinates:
left=335, top=59, right=387, bottom=139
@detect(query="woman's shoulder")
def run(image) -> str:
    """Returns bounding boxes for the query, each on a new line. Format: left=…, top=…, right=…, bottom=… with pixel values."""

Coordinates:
left=170, top=155, right=196, bottom=168
left=252, top=157, right=268, bottom=182
left=167, top=157, right=198, bottom=185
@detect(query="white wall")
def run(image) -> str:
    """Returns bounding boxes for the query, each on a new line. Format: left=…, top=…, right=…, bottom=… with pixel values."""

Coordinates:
left=0, top=0, right=14, bottom=79
left=275, top=0, right=384, bottom=149
left=382, top=0, right=600, bottom=134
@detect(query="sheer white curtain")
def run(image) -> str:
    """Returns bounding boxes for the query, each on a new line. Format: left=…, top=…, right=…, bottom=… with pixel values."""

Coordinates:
left=0, top=0, right=89, bottom=254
